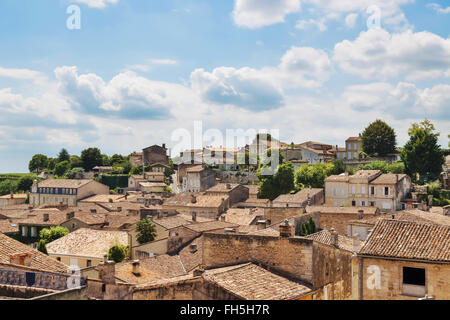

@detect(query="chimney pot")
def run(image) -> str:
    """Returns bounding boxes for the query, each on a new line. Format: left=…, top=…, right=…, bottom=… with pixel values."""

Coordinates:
left=279, top=219, right=292, bottom=238
left=330, top=228, right=339, bottom=247
left=132, top=260, right=141, bottom=276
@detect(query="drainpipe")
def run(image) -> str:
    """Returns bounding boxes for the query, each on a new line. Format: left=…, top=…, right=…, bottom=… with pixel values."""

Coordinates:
left=358, top=257, right=363, bottom=300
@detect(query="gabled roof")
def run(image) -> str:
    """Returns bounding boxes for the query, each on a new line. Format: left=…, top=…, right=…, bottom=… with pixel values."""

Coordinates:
left=304, top=230, right=357, bottom=252
left=202, top=263, right=312, bottom=300
left=359, top=220, right=450, bottom=262
left=36, top=179, right=94, bottom=189
left=0, top=233, right=68, bottom=273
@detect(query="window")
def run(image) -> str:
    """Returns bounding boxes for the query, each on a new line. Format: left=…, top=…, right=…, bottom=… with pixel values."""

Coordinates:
left=341, top=189, right=345, bottom=196
left=57, top=257, right=61, bottom=262
left=352, top=201, right=356, bottom=207
left=403, top=267, right=426, bottom=297
left=354, top=143, right=357, bottom=150
left=361, top=201, right=366, bottom=206
left=370, top=186, right=376, bottom=195
left=384, top=187, right=390, bottom=196
left=30, top=227, right=37, bottom=237
left=352, top=186, right=356, bottom=194
left=87, top=260, right=92, bottom=267
left=337, top=153, right=340, bottom=159
left=333, top=188, right=337, bottom=196
left=370, top=201, right=375, bottom=207
left=21, top=226, right=27, bottom=237
left=361, top=186, right=366, bottom=194
left=354, top=152, right=358, bottom=159
left=348, top=152, right=352, bottom=160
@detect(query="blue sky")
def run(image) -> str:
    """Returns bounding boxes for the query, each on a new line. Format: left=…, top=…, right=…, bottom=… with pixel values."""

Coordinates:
left=0, top=0, right=449, bottom=172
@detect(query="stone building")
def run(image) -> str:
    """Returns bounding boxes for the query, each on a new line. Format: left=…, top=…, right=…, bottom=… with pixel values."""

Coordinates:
left=0, top=194, right=27, bottom=207
left=142, top=144, right=169, bottom=166
left=325, top=170, right=411, bottom=212
left=272, top=188, right=324, bottom=208
left=162, top=192, right=228, bottom=220
left=298, top=141, right=336, bottom=164
left=29, top=179, right=110, bottom=207
left=353, top=219, right=450, bottom=300
left=204, top=183, right=249, bottom=209
left=180, top=165, right=216, bottom=193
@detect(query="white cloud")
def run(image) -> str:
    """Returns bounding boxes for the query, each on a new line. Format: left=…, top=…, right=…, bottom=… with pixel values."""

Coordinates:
left=232, top=0, right=301, bottom=29
left=334, top=29, right=450, bottom=81
left=427, top=3, right=450, bottom=14
left=73, top=0, right=119, bottom=9
left=345, top=13, right=358, bottom=28
left=150, top=59, right=178, bottom=65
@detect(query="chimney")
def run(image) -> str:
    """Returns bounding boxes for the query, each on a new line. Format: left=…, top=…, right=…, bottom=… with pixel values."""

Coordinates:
left=109, top=198, right=113, bottom=203
left=358, top=210, right=364, bottom=220
left=279, top=219, right=292, bottom=238
left=191, top=195, right=197, bottom=204
left=98, top=261, right=116, bottom=284
left=353, top=234, right=360, bottom=252
left=132, top=260, right=141, bottom=276
left=10, top=193, right=14, bottom=199
left=124, top=194, right=128, bottom=200
left=43, top=213, right=49, bottom=222
left=104, top=214, right=110, bottom=226
left=192, top=212, right=197, bottom=222
left=194, top=269, right=205, bottom=277
left=330, top=228, right=339, bottom=248
left=256, top=220, right=267, bottom=230
left=392, top=214, right=395, bottom=220
left=162, top=143, right=166, bottom=149
left=226, top=184, right=231, bottom=190
left=190, top=243, right=198, bottom=253
left=9, top=253, right=32, bottom=267
left=66, top=212, right=75, bottom=220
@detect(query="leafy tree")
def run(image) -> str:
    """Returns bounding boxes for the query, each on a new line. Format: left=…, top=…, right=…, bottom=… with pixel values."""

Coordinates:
left=57, top=148, right=71, bottom=163
left=40, top=226, right=69, bottom=243
left=101, top=154, right=111, bottom=166
left=129, top=166, right=143, bottom=175
left=110, top=154, right=125, bottom=166
left=361, top=120, right=397, bottom=156
left=294, top=163, right=334, bottom=190
left=330, top=160, right=346, bottom=175
left=117, top=160, right=132, bottom=174
left=37, top=239, right=48, bottom=254
left=65, top=167, right=84, bottom=179
left=80, top=148, right=103, bottom=171
left=386, top=162, right=405, bottom=174
left=47, top=158, right=58, bottom=171
left=296, top=218, right=317, bottom=236
left=107, top=244, right=129, bottom=263
left=257, top=161, right=294, bottom=201
left=70, top=155, right=83, bottom=169
left=136, top=218, right=157, bottom=244
left=17, top=175, right=36, bottom=192
left=356, top=161, right=388, bottom=173
left=54, top=161, right=70, bottom=177
left=401, top=120, right=444, bottom=183
left=29, top=154, right=49, bottom=173
left=0, top=180, right=18, bottom=196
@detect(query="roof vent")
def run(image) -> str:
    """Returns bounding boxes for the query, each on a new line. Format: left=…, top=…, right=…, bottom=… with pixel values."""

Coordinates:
left=224, top=228, right=236, bottom=233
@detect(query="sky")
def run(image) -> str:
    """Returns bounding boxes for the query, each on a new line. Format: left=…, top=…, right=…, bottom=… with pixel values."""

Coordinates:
left=0, top=0, right=449, bottom=172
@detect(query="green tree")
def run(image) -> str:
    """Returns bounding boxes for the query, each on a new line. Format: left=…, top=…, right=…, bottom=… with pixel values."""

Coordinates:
left=37, top=239, right=48, bottom=254
left=107, top=244, right=129, bottom=263
left=110, top=154, right=125, bottom=166
left=54, top=160, right=70, bottom=177
left=102, top=154, right=111, bottom=166
left=80, top=148, right=103, bottom=171
left=356, top=161, right=388, bottom=173
left=69, top=155, right=83, bottom=169
left=361, top=120, right=397, bottom=157
left=331, top=160, right=346, bottom=175
left=257, top=161, right=294, bottom=201
left=47, top=158, right=58, bottom=171
left=17, top=175, right=36, bottom=192
left=39, top=226, right=69, bottom=244
left=294, top=163, right=334, bottom=190
left=401, top=120, right=444, bottom=183
left=0, top=180, right=18, bottom=196
left=29, top=154, right=49, bottom=173
left=57, top=148, right=70, bottom=163
left=136, top=218, right=157, bottom=244
left=297, top=218, right=317, bottom=236
left=386, top=162, right=405, bottom=174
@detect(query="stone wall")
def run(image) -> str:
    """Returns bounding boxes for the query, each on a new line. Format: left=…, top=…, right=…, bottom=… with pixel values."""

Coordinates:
left=320, top=213, right=365, bottom=236
left=354, top=257, right=450, bottom=300
left=202, top=233, right=314, bottom=284
left=87, top=279, right=133, bottom=300
left=215, top=171, right=258, bottom=185
left=263, top=207, right=305, bottom=225
left=0, top=284, right=56, bottom=299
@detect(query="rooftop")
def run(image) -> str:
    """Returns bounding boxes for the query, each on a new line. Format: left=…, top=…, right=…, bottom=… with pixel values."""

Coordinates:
left=0, top=220, right=19, bottom=234
left=46, top=228, right=129, bottom=259
left=359, top=220, right=450, bottom=262
left=0, top=194, right=27, bottom=200
left=205, top=183, right=241, bottom=193
left=203, top=263, right=312, bottom=300
left=221, top=208, right=263, bottom=226
left=370, top=174, right=408, bottom=185
left=273, top=188, right=323, bottom=204
left=186, top=165, right=206, bottom=173
left=185, top=221, right=239, bottom=233
left=0, top=233, right=68, bottom=273
left=304, top=230, right=357, bottom=252
left=306, top=206, right=379, bottom=215
left=36, top=179, right=94, bottom=188
left=79, top=194, right=126, bottom=203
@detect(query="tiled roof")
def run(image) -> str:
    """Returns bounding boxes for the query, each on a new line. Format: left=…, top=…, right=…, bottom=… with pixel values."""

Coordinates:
left=370, top=174, right=408, bottom=185
left=179, top=237, right=203, bottom=272
left=325, top=174, right=350, bottom=182
left=0, top=233, right=68, bottom=273
left=114, top=255, right=186, bottom=285
left=68, top=212, right=140, bottom=229
left=19, top=210, right=68, bottom=226
left=346, top=137, right=362, bottom=142
left=206, top=183, right=241, bottom=193
left=186, top=165, right=206, bottom=173
left=46, top=228, right=129, bottom=259
left=351, top=170, right=382, bottom=179
left=249, top=227, right=280, bottom=237
left=186, top=195, right=229, bottom=208
left=359, top=220, right=450, bottom=262
left=36, top=179, right=93, bottom=188
left=306, top=206, right=378, bottom=215
left=243, top=185, right=259, bottom=195
left=221, top=208, right=263, bottom=226
left=185, top=221, right=239, bottom=233
left=79, top=194, right=126, bottom=203
left=0, top=220, right=19, bottom=234
left=273, top=188, right=323, bottom=204
left=203, top=263, right=312, bottom=300
left=152, top=215, right=192, bottom=230
left=305, top=230, right=356, bottom=252
left=349, top=210, right=450, bottom=227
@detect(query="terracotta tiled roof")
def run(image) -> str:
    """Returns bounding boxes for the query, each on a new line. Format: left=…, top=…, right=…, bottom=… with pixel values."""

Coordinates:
left=243, top=185, right=259, bottom=195
left=179, top=237, right=203, bottom=272
left=249, top=227, right=280, bottom=237
left=351, top=170, right=382, bottom=179
left=203, top=263, right=312, bottom=300
left=152, top=215, right=192, bottom=230
left=68, top=212, right=140, bottom=229
left=114, top=255, right=186, bottom=285
left=206, top=183, right=241, bottom=193
left=306, top=206, right=379, bottom=215
left=359, top=220, right=450, bottom=262
left=221, top=208, right=263, bottom=226
left=46, top=228, right=129, bottom=259
left=370, top=174, right=408, bottom=185
left=79, top=194, right=126, bottom=203
left=325, top=174, right=350, bottom=182
left=304, top=230, right=356, bottom=252
left=19, top=210, right=68, bottom=226
left=0, top=220, right=19, bottom=234
left=186, top=165, right=206, bottom=173
left=0, top=194, right=27, bottom=200
left=185, top=221, right=239, bottom=233
left=273, top=188, right=323, bottom=205
left=346, top=137, right=362, bottom=142
left=36, top=179, right=93, bottom=188
left=349, top=210, right=450, bottom=227
left=0, top=233, right=68, bottom=273
left=186, top=195, right=229, bottom=208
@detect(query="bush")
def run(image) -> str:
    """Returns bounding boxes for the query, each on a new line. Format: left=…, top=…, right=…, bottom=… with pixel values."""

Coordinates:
left=107, top=244, right=129, bottom=263
left=136, top=218, right=157, bottom=244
